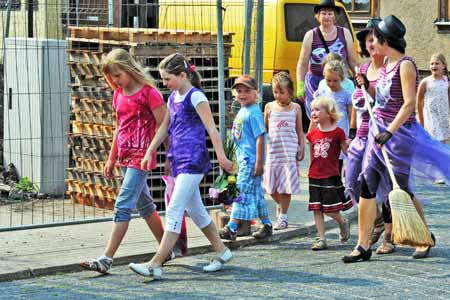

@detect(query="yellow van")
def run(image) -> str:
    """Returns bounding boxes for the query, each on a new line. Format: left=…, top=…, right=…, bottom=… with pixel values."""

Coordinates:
left=158, top=0, right=357, bottom=99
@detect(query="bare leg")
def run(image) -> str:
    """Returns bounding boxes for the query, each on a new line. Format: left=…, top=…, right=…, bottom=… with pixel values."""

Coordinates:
left=201, top=222, right=226, bottom=253
left=325, top=211, right=346, bottom=225
left=148, top=231, right=180, bottom=268
left=314, top=211, right=326, bottom=240
left=384, top=223, right=392, bottom=237
left=104, top=222, right=129, bottom=258
left=276, top=193, right=291, bottom=215
left=350, top=197, right=377, bottom=255
left=271, top=192, right=281, bottom=206
left=144, top=210, right=165, bottom=244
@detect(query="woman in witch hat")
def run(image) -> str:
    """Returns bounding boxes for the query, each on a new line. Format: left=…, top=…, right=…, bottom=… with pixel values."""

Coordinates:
left=343, top=15, right=450, bottom=263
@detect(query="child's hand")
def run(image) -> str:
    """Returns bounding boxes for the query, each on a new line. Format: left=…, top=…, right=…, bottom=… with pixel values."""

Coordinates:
left=219, top=157, right=234, bottom=174
left=296, top=148, right=305, bottom=161
left=253, top=162, right=264, bottom=177
left=140, top=153, right=153, bottom=171
left=103, top=158, right=115, bottom=179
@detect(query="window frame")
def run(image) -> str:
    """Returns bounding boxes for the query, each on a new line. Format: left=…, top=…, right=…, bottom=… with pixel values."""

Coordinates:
left=0, top=0, right=21, bottom=11
left=436, top=0, right=450, bottom=33
left=341, top=0, right=380, bottom=18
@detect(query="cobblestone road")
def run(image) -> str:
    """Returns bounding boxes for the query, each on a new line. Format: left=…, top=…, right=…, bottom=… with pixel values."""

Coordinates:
left=1, top=182, right=449, bottom=300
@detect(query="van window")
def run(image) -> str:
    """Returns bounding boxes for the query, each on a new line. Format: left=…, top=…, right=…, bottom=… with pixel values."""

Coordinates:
left=285, top=4, right=352, bottom=42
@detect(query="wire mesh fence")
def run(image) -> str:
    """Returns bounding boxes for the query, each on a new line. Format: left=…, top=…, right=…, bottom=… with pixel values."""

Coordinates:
left=0, top=0, right=262, bottom=230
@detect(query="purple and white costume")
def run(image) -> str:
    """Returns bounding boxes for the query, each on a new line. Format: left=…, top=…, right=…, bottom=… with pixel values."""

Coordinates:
left=345, top=63, right=373, bottom=204
left=361, top=57, right=450, bottom=202
left=164, top=88, right=213, bottom=234
left=305, top=26, right=349, bottom=117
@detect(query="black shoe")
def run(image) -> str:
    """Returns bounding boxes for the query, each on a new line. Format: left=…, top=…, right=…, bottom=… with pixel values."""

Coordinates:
left=252, top=224, right=273, bottom=239
left=412, top=232, right=436, bottom=259
left=219, top=225, right=237, bottom=241
left=342, top=245, right=372, bottom=263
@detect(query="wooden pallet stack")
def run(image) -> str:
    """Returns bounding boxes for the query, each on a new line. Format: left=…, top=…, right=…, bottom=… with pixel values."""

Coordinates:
left=66, top=26, right=234, bottom=210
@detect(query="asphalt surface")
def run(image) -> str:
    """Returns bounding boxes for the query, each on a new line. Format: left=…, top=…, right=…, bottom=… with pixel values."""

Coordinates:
left=0, top=180, right=448, bottom=300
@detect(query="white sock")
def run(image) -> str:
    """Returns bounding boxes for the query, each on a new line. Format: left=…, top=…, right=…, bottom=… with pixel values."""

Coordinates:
left=100, top=255, right=113, bottom=262
left=279, top=213, right=288, bottom=221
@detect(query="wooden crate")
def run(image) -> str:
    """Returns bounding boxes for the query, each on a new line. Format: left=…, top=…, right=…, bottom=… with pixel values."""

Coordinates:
left=67, top=27, right=234, bottom=210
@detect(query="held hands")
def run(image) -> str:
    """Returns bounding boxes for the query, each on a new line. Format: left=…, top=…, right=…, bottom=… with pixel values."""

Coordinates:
left=218, top=156, right=234, bottom=174
left=140, top=152, right=153, bottom=171
left=375, top=130, right=393, bottom=146
left=103, top=158, right=115, bottom=179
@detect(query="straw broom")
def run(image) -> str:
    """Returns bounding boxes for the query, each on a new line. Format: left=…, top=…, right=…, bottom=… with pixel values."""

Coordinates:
left=360, top=83, right=433, bottom=247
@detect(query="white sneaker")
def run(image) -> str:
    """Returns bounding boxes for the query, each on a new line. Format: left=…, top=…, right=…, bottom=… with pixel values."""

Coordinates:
left=203, top=247, right=233, bottom=272
left=129, top=262, right=162, bottom=280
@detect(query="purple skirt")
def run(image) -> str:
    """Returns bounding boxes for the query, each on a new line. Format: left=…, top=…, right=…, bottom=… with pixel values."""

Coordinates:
left=345, top=136, right=367, bottom=204
left=361, top=119, right=450, bottom=202
left=305, top=72, right=323, bottom=118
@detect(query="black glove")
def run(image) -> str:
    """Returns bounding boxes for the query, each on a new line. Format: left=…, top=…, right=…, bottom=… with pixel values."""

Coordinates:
left=375, top=130, right=393, bottom=145
left=348, top=128, right=357, bottom=140
left=355, top=73, right=370, bottom=90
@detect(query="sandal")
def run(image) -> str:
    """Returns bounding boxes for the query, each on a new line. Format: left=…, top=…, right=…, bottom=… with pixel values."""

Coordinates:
left=370, top=215, right=385, bottom=246
left=339, top=220, right=350, bottom=243
left=376, top=239, right=395, bottom=254
left=311, top=239, right=328, bottom=251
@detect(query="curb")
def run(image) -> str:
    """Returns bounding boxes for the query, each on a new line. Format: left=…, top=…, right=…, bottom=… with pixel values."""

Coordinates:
left=0, top=210, right=357, bottom=282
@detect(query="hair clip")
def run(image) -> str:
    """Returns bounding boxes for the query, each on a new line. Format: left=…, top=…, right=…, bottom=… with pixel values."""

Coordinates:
left=189, top=64, right=196, bottom=73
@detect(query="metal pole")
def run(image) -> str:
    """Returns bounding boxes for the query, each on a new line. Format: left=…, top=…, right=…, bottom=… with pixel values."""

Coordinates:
left=66, top=0, right=70, bottom=29
left=4, top=0, right=12, bottom=38
left=217, top=0, right=226, bottom=142
left=0, top=205, right=225, bottom=232
left=254, top=0, right=263, bottom=100
left=27, top=0, right=34, bottom=37
left=75, top=0, right=80, bottom=26
left=108, top=0, right=114, bottom=26
left=243, top=0, right=253, bottom=74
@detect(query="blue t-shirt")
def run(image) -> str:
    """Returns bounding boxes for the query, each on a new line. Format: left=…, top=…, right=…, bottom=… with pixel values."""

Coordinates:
left=232, top=104, right=266, bottom=164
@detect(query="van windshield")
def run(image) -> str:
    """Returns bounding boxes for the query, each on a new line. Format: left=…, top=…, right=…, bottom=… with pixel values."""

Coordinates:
left=285, top=4, right=352, bottom=42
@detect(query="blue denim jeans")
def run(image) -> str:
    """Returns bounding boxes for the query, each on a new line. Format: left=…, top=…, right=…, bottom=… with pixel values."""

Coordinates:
left=113, top=167, right=156, bottom=222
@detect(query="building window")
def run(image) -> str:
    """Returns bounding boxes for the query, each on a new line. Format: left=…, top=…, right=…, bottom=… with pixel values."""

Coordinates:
left=0, top=0, right=21, bottom=10
left=436, top=0, right=450, bottom=32
left=340, top=0, right=379, bottom=17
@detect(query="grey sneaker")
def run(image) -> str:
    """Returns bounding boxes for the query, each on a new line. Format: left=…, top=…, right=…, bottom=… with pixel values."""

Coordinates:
left=252, top=224, right=273, bottom=239
left=80, top=256, right=113, bottom=274
left=219, top=225, right=237, bottom=241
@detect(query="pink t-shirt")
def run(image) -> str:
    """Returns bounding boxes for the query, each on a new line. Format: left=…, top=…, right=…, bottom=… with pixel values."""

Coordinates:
left=112, top=85, right=164, bottom=170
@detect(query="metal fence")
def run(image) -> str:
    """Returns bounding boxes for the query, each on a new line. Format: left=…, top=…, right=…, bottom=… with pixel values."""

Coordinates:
left=0, top=0, right=263, bottom=230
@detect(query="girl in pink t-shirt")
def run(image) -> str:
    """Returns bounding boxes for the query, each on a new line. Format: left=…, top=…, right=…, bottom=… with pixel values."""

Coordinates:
left=80, top=49, right=167, bottom=274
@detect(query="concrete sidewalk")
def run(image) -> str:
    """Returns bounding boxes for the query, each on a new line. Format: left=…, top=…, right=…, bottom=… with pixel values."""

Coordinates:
left=0, top=175, right=356, bottom=282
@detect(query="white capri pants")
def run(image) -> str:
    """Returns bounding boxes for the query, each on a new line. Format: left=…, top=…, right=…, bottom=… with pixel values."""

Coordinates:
left=165, top=173, right=212, bottom=234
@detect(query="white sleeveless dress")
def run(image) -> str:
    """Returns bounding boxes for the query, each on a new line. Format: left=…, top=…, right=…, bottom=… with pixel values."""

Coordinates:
left=263, top=103, right=301, bottom=194
left=423, top=77, right=450, bottom=141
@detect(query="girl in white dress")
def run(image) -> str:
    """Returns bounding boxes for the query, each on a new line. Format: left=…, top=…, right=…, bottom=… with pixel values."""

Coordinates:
left=417, top=53, right=450, bottom=143
left=263, top=72, right=305, bottom=229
